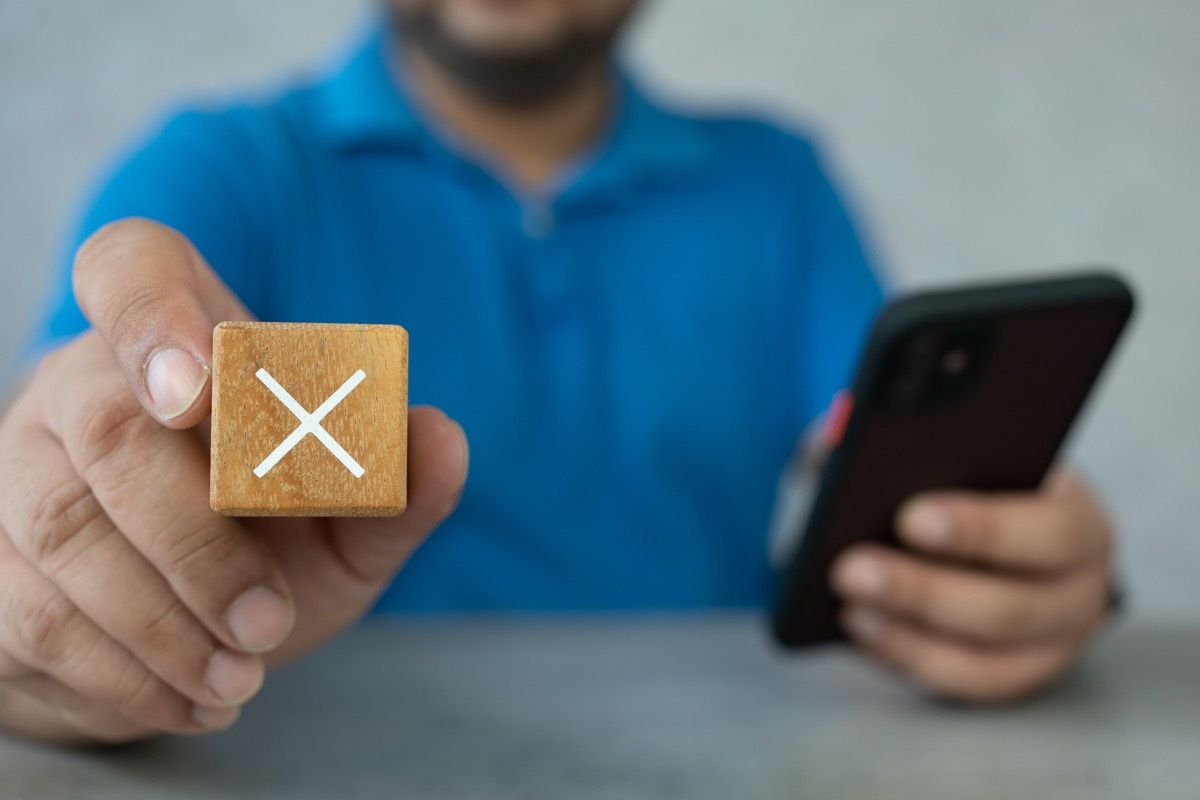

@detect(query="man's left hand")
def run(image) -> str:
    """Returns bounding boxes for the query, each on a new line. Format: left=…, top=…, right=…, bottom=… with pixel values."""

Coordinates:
left=830, top=469, right=1114, bottom=704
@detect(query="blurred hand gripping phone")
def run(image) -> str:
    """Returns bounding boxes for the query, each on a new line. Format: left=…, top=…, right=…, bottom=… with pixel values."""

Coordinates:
left=771, top=271, right=1134, bottom=648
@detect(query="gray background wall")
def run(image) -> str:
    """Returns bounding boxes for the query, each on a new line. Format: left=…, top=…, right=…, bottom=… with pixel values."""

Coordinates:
left=2, top=1, right=1196, bottom=619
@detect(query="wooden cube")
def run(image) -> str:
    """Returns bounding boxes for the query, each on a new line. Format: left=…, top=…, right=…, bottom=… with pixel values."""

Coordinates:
left=210, top=322, right=408, bottom=517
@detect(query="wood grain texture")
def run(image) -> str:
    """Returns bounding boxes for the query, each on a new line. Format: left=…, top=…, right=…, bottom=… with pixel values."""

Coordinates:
left=210, top=322, right=408, bottom=517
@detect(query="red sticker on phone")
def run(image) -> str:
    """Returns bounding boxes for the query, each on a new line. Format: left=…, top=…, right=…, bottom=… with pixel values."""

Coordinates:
left=822, top=390, right=854, bottom=448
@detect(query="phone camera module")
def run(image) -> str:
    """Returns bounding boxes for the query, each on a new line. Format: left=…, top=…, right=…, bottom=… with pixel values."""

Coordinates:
left=882, top=325, right=990, bottom=413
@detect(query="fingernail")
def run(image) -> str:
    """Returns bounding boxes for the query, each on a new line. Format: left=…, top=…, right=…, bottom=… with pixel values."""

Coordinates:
left=836, top=554, right=889, bottom=599
left=225, top=587, right=294, bottom=654
left=205, top=649, right=264, bottom=706
left=191, top=705, right=239, bottom=731
left=901, top=500, right=957, bottom=549
left=844, top=609, right=889, bottom=644
left=145, top=347, right=208, bottom=420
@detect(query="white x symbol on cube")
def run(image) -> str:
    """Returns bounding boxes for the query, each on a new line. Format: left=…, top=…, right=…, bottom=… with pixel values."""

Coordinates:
left=254, top=368, right=366, bottom=479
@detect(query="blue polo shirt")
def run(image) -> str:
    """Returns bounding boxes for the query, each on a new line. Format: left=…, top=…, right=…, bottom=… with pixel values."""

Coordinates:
left=33, top=26, right=885, bottom=613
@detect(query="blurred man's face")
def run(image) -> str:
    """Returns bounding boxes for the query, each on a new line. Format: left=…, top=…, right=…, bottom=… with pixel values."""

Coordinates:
left=389, top=0, right=640, bottom=106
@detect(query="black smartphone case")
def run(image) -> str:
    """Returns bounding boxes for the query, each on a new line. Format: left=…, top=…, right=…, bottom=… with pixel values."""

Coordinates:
left=772, top=271, right=1135, bottom=649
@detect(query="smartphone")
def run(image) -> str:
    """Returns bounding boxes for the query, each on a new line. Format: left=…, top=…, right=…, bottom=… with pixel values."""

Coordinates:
left=771, top=271, right=1135, bottom=649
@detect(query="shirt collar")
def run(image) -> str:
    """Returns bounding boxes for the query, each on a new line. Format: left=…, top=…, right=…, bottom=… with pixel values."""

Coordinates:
left=316, top=24, right=425, bottom=149
left=315, top=23, right=715, bottom=194
left=573, top=70, right=715, bottom=200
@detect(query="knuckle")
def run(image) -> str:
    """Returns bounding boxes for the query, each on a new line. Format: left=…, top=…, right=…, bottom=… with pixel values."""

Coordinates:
left=136, top=599, right=194, bottom=656
left=24, top=478, right=105, bottom=571
left=110, top=660, right=168, bottom=718
left=72, top=219, right=135, bottom=306
left=72, top=218, right=170, bottom=289
left=69, top=389, right=156, bottom=477
left=72, top=219, right=189, bottom=347
left=159, top=521, right=252, bottom=590
left=15, top=593, right=78, bottom=668
left=71, top=221, right=122, bottom=286
left=106, top=664, right=194, bottom=735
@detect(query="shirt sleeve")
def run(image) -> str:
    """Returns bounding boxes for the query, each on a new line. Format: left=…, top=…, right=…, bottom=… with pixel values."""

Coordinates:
left=789, top=138, right=889, bottom=432
left=22, top=106, right=271, bottom=365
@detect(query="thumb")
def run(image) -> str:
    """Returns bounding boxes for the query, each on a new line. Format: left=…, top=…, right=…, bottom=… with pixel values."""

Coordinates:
left=71, top=217, right=253, bottom=428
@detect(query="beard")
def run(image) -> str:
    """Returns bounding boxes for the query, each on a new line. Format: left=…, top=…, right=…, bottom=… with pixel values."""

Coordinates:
left=391, top=6, right=636, bottom=108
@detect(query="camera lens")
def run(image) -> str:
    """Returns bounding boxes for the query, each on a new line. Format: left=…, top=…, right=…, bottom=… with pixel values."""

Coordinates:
left=902, top=333, right=942, bottom=367
left=942, top=348, right=971, bottom=376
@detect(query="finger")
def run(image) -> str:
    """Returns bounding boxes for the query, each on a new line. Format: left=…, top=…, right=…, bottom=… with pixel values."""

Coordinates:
left=0, top=684, right=79, bottom=744
left=2, top=671, right=237, bottom=744
left=0, top=414, right=264, bottom=710
left=0, top=533, right=233, bottom=735
left=262, top=406, right=469, bottom=662
left=0, top=683, right=146, bottom=746
left=71, top=218, right=252, bottom=428
left=323, top=407, right=468, bottom=584
left=841, top=605, right=1089, bottom=704
left=0, top=683, right=95, bottom=745
left=1, top=675, right=163, bottom=745
left=895, top=471, right=1112, bottom=574
left=832, top=544, right=1110, bottom=645
left=41, top=336, right=295, bottom=656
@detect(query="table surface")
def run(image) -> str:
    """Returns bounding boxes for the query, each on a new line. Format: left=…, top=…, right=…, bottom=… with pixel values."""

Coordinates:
left=2, top=615, right=1198, bottom=800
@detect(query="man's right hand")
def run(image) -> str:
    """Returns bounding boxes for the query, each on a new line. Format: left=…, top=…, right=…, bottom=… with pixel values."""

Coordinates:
left=0, top=219, right=468, bottom=745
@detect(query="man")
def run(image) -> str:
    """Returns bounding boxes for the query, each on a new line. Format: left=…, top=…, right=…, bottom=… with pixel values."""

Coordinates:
left=0, top=0, right=1115, bottom=744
